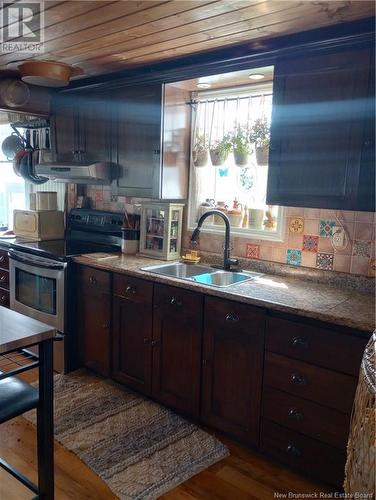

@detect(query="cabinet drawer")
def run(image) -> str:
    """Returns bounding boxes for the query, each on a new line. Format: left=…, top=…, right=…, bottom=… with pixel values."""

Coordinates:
left=114, top=274, right=152, bottom=304
left=262, top=386, right=350, bottom=449
left=261, top=420, right=346, bottom=487
left=205, top=295, right=265, bottom=332
left=0, top=269, right=9, bottom=289
left=0, top=287, right=9, bottom=307
left=154, top=283, right=202, bottom=319
left=266, top=316, right=366, bottom=376
left=264, top=352, right=357, bottom=413
left=0, top=249, right=9, bottom=270
left=79, top=266, right=111, bottom=293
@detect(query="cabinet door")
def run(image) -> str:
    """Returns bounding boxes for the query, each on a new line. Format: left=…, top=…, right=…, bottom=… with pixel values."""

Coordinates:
left=79, top=95, right=114, bottom=164
left=51, top=95, right=78, bottom=161
left=77, top=268, right=111, bottom=376
left=201, top=296, right=265, bottom=445
left=112, top=275, right=153, bottom=395
left=267, top=47, right=374, bottom=210
left=112, top=84, right=162, bottom=198
left=152, top=283, right=203, bottom=418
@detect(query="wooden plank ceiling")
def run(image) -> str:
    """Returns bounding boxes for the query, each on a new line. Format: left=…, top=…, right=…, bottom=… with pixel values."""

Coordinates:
left=1, top=0, right=375, bottom=79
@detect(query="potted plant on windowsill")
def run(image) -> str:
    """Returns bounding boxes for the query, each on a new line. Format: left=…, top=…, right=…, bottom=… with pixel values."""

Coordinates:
left=230, top=126, right=252, bottom=166
left=209, top=134, right=232, bottom=166
left=192, top=134, right=209, bottom=167
left=249, top=117, right=270, bottom=166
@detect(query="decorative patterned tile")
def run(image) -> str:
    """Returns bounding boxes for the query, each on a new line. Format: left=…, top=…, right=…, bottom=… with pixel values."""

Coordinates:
left=289, top=218, right=304, bottom=234
left=352, top=240, right=371, bottom=258
left=286, top=249, right=302, bottom=266
left=319, top=220, right=336, bottom=238
left=246, top=243, right=260, bottom=259
left=302, top=235, right=319, bottom=253
left=369, top=258, right=376, bottom=277
left=316, top=252, right=334, bottom=270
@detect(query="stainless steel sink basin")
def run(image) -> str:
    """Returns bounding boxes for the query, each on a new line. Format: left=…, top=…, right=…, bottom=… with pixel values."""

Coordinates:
left=141, top=262, right=214, bottom=278
left=190, top=270, right=261, bottom=287
left=142, top=262, right=262, bottom=288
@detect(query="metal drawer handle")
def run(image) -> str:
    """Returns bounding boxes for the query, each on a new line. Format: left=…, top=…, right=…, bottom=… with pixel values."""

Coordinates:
left=292, top=337, right=309, bottom=348
left=89, top=276, right=97, bottom=285
left=286, top=444, right=302, bottom=457
left=291, top=373, right=307, bottom=386
left=225, top=313, right=239, bottom=323
left=288, top=408, right=304, bottom=421
left=125, top=285, right=136, bottom=294
left=151, top=339, right=160, bottom=347
left=0, top=256, right=5, bottom=263
left=0, top=295, right=6, bottom=302
left=170, top=297, right=182, bottom=307
left=0, top=275, right=6, bottom=282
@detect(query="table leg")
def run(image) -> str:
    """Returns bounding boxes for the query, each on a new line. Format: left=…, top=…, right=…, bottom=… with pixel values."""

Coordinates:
left=37, top=338, right=54, bottom=500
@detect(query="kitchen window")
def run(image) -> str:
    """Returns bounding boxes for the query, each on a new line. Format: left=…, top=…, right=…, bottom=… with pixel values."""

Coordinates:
left=0, top=122, right=26, bottom=230
left=188, top=82, right=284, bottom=241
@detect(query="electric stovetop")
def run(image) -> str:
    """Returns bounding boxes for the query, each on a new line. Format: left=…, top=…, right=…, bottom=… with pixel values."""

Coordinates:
left=9, top=209, right=125, bottom=261
left=10, top=238, right=121, bottom=262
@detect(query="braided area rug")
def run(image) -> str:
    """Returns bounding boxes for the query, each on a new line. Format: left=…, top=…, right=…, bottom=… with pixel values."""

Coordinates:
left=26, top=370, right=229, bottom=499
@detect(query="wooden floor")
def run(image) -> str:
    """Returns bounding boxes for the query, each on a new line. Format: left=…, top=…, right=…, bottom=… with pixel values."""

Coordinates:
left=0, top=353, right=332, bottom=500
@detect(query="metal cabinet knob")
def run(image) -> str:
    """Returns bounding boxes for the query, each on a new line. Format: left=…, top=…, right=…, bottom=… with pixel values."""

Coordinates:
left=89, top=276, right=97, bottom=285
left=291, top=373, right=307, bottom=386
left=170, top=297, right=182, bottom=307
left=125, top=285, right=136, bottom=294
left=288, top=408, right=304, bottom=421
left=292, top=337, right=309, bottom=348
left=151, top=339, right=160, bottom=347
left=286, top=444, right=302, bottom=457
left=225, top=313, right=239, bottom=322
left=0, top=295, right=6, bottom=303
left=0, top=256, right=5, bottom=263
left=0, top=275, right=6, bottom=282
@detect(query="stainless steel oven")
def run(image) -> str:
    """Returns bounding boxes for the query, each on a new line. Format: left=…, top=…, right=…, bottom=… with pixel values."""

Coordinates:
left=9, top=249, right=67, bottom=331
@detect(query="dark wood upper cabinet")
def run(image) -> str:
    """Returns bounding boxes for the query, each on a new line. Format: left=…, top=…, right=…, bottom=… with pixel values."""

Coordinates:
left=152, top=283, right=203, bottom=418
left=267, top=46, right=375, bottom=211
left=112, top=274, right=153, bottom=396
left=51, top=93, right=113, bottom=164
left=111, top=82, right=189, bottom=199
left=77, top=267, right=111, bottom=377
left=201, top=296, right=265, bottom=446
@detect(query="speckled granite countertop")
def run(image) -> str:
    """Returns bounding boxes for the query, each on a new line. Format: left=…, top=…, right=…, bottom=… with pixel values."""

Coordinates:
left=74, top=254, right=375, bottom=334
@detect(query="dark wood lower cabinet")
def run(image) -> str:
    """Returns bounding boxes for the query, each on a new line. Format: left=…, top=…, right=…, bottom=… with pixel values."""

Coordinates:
left=77, top=267, right=111, bottom=377
left=152, top=283, right=203, bottom=418
left=201, top=296, right=265, bottom=446
left=77, top=265, right=369, bottom=488
left=112, top=275, right=153, bottom=395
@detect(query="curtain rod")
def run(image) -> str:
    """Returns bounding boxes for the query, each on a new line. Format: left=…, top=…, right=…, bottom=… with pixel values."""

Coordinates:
left=187, top=92, right=272, bottom=106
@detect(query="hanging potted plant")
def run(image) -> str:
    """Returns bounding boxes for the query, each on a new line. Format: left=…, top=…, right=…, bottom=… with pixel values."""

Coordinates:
left=230, top=126, right=252, bottom=166
left=192, top=134, right=209, bottom=167
left=249, top=117, right=270, bottom=166
left=209, top=133, right=232, bottom=166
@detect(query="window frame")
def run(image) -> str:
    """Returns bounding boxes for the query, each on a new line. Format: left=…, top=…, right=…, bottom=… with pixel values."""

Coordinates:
left=187, top=82, right=285, bottom=242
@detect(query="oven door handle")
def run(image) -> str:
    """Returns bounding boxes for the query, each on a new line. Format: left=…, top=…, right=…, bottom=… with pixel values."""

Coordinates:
left=8, top=249, right=67, bottom=270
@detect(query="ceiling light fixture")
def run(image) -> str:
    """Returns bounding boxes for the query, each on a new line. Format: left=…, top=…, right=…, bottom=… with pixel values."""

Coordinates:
left=248, top=73, right=265, bottom=80
left=197, top=83, right=211, bottom=89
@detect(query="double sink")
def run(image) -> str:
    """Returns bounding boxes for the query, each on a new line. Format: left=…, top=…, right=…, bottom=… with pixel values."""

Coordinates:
left=141, top=262, right=262, bottom=288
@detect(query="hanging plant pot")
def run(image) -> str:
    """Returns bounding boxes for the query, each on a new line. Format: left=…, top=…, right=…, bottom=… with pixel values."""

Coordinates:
left=255, top=145, right=269, bottom=166
left=234, top=150, right=249, bottom=166
left=209, top=148, right=229, bottom=166
left=193, top=149, right=209, bottom=167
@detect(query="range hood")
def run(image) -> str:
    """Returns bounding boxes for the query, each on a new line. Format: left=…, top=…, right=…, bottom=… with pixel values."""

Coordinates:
left=35, top=161, right=113, bottom=184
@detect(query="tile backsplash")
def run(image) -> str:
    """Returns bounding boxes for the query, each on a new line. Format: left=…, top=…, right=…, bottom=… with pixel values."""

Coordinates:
left=83, top=186, right=375, bottom=277
left=183, top=207, right=375, bottom=277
